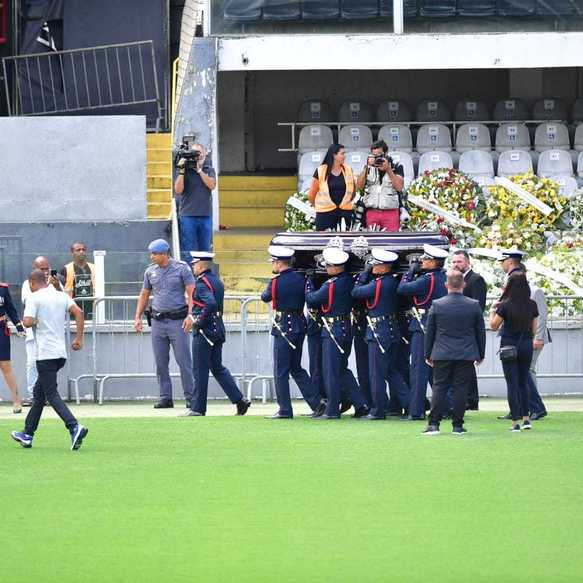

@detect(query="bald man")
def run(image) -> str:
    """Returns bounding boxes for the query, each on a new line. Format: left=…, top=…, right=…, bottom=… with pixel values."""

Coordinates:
left=21, top=257, right=62, bottom=405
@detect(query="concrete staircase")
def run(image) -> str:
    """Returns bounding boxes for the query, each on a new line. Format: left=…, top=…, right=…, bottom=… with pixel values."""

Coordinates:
left=215, top=175, right=296, bottom=293
left=147, top=133, right=173, bottom=219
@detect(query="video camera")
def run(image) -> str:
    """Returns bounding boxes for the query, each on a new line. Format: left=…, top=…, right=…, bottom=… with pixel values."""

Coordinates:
left=174, top=135, right=201, bottom=171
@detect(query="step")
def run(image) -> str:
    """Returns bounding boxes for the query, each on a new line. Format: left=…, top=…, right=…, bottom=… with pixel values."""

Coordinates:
left=219, top=175, right=296, bottom=191
left=220, top=207, right=284, bottom=228
left=218, top=261, right=273, bottom=278
left=215, top=249, right=267, bottom=262
left=221, top=276, right=270, bottom=294
left=147, top=175, right=173, bottom=189
left=219, top=189, right=291, bottom=209
left=148, top=189, right=173, bottom=203
left=147, top=201, right=171, bottom=219
left=147, top=132, right=172, bottom=147
left=214, top=229, right=275, bottom=251
left=147, top=148, right=173, bottom=163
left=148, top=161, right=172, bottom=174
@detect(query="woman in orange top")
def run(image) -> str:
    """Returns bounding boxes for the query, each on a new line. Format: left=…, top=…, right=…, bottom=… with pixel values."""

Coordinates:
left=307, top=144, right=357, bottom=231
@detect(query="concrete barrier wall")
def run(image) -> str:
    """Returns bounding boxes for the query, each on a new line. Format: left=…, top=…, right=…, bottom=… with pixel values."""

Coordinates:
left=0, top=116, right=147, bottom=222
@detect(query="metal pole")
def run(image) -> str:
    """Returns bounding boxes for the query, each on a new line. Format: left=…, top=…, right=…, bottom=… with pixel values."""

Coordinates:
left=394, top=0, right=404, bottom=35
left=94, top=251, right=107, bottom=324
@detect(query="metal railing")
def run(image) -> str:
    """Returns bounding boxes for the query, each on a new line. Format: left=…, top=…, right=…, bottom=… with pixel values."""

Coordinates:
left=59, top=293, right=583, bottom=404
left=2, top=40, right=162, bottom=130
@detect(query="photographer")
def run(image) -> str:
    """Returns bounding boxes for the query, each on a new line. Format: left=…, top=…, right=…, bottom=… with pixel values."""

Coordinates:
left=356, top=140, right=408, bottom=232
left=174, top=141, right=216, bottom=260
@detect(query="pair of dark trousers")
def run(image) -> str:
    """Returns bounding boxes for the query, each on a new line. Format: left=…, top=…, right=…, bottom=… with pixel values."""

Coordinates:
left=527, top=348, right=547, bottom=415
left=315, top=209, right=353, bottom=231
left=191, top=335, right=243, bottom=414
left=429, top=360, right=474, bottom=428
left=24, top=358, right=77, bottom=436
left=273, top=334, right=321, bottom=417
left=466, top=365, right=480, bottom=409
left=501, top=336, right=533, bottom=420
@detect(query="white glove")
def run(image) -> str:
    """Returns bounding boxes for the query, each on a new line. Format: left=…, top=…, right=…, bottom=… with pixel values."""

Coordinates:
left=400, top=208, right=411, bottom=223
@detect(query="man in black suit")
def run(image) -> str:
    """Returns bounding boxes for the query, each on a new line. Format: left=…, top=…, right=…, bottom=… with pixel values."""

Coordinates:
left=422, top=270, right=486, bottom=435
left=452, top=250, right=488, bottom=410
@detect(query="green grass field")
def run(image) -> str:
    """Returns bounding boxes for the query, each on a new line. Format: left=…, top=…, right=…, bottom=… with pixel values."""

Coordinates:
left=2, top=411, right=582, bottom=583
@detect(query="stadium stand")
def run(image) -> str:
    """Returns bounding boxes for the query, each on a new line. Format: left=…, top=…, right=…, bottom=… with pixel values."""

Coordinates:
left=419, top=1, right=457, bottom=17
left=298, top=149, right=325, bottom=191
left=495, top=123, right=531, bottom=152
left=497, top=0, right=536, bottom=16
left=497, top=150, right=534, bottom=177
left=533, top=99, right=568, bottom=122
left=345, top=149, right=370, bottom=171
left=457, top=0, right=497, bottom=16
left=338, top=101, right=374, bottom=123
left=224, top=0, right=262, bottom=21
left=537, top=150, right=574, bottom=178
left=339, top=125, right=374, bottom=149
left=418, top=151, right=454, bottom=174
left=458, top=150, right=495, bottom=186
left=298, top=100, right=335, bottom=123
left=455, top=123, right=492, bottom=153
left=416, top=99, right=451, bottom=122
left=342, top=0, right=380, bottom=19
left=263, top=0, right=301, bottom=20
left=302, top=0, right=341, bottom=19
left=454, top=100, right=490, bottom=122
left=377, top=100, right=412, bottom=122
left=493, top=99, right=530, bottom=122
left=391, top=151, right=415, bottom=188
left=378, top=125, right=414, bottom=153
left=416, top=124, right=453, bottom=153
left=298, top=125, right=335, bottom=153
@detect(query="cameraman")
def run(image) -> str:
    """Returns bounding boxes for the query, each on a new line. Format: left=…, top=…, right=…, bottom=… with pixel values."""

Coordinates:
left=356, top=140, right=407, bottom=232
left=174, top=142, right=216, bottom=260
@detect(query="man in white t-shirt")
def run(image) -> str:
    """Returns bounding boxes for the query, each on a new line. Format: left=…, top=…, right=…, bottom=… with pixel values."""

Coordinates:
left=20, top=256, right=63, bottom=406
left=11, top=270, right=88, bottom=451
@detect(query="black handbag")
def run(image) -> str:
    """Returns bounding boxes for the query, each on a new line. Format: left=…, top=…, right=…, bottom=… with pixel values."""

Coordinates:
left=498, top=333, right=524, bottom=362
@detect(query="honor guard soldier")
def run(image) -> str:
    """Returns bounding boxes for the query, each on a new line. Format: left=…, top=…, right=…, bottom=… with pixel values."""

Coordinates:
left=187, top=252, right=251, bottom=416
left=397, top=244, right=448, bottom=420
left=306, top=248, right=368, bottom=420
left=262, top=246, right=325, bottom=420
left=352, top=295, right=372, bottom=409
left=498, top=250, right=525, bottom=281
left=0, top=283, right=26, bottom=413
left=134, top=239, right=195, bottom=409
left=306, top=305, right=327, bottom=401
left=352, top=249, right=410, bottom=420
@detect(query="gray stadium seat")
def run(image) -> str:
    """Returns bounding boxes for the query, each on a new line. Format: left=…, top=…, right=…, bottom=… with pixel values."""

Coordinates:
left=455, top=124, right=491, bottom=153
left=345, top=149, right=370, bottom=172
left=536, top=0, right=578, bottom=15
left=571, top=99, right=583, bottom=124
left=457, top=1, right=497, bottom=16
left=342, top=0, right=379, bottom=19
left=263, top=0, right=301, bottom=20
left=338, top=101, right=373, bottom=123
left=495, top=123, right=531, bottom=152
left=459, top=150, right=495, bottom=183
left=302, top=0, right=340, bottom=19
left=298, top=150, right=326, bottom=191
left=418, top=151, right=454, bottom=175
left=378, top=125, right=414, bottom=153
left=390, top=151, right=415, bottom=189
left=497, top=1, right=536, bottom=16
left=454, top=100, right=490, bottom=122
left=339, top=125, right=374, bottom=150
left=552, top=176, right=578, bottom=198
left=298, top=100, right=334, bottom=123
left=224, top=0, right=262, bottom=20
left=419, top=1, right=456, bottom=17
left=380, top=1, right=418, bottom=18
left=416, top=99, right=451, bottom=122
left=532, top=99, right=568, bottom=121
left=534, top=122, right=570, bottom=152
left=493, top=99, right=530, bottom=122
left=298, top=125, right=334, bottom=153
left=537, top=150, right=574, bottom=178
left=573, top=124, right=583, bottom=153
left=416, top=124, right=452, bottom=153
left=578, top=151, right=583, bottom=177
left=377, top=100, right=412, bottom=122
left=497, top=150, right=533, bottom=177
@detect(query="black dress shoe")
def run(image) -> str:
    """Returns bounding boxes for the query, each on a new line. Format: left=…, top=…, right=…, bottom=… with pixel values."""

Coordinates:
left=236, top=399, right=251, bottom=416
left=352, top=406, right=370, bottom=419
left=265, top=413, right=293, bottom=420
left=312, top=414, right=341, bottom=420
left=312, top=401, right=326, bottom=418
left=340, top=401, right=352, bottom=414
left=154, top=400, right=174, bottom=409
left=530, top=411, right=547, bottom=421
left=497, top=413, right=512, bottom=420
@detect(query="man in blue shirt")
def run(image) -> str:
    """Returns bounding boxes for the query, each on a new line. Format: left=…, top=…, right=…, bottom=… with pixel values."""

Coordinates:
left=174, top=143, right=216, bottom=260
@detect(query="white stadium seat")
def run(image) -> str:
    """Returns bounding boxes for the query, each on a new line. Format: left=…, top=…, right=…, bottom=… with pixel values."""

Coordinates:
left=455, top=123, right=491, bottom=153
left=298, top=149, right=326, bottom=191
left=416, top=124, right=452, bottom=153
left=378, top=125, right=413, bottom=152
left=344, top=149, right=370, bottom=172
left=495, top=123, right=531, bottom=152
left=339, top=125, right=373, bottom=150
left=418, top=151, right=454, bottom=175
left=338, top=100, right=373, bottom=123
left=389, top=151, right=415, bottom=189
left=537, top=150, right=573, bottom=178
left=376, top=100, right=412, bottom=123
left=534, top=122, right=570, bottom=152
left=497, top=150, right=533, bottom=177
left=493, top=99, right=530, bottom=121
left=298, top=125, right=334, bottom=153
left=458, top=150, right=495, bottom=185
left=416, top=99, right=451, bottom=122
left=551, top=175, right=578, bottom=198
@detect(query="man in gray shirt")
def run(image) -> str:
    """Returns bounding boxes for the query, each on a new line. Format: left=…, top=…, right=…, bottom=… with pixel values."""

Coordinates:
left=174, top=143, right=216, bottom=261
left=134, top=239, right=195, bottom=409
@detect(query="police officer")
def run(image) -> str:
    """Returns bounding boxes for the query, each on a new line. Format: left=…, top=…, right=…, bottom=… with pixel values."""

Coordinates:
left=262, top=246, right=325, bottom=420
left=186, top=251, right=251, bottom=416
left=0, top=283, right=26, bottom=413
left=134, top=239, right=195, bottom=409
left=306, top=247, right=368, bottom=420
left=397, top=244, right=448, bottom=420
left=352, top=249, right=410, bottom=420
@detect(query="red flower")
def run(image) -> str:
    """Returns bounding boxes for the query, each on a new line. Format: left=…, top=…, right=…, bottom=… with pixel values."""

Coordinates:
left=436, top=217, right=444, bottom=224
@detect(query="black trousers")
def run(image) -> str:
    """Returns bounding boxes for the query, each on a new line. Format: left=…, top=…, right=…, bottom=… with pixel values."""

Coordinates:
left=501, top=336, right=533, bottom=421
left=429, top=360, right=474, bottom=428
left=24, top=358, right=78, bottom=436
left=466, top=365, right=480, bottom=409
left=315, top=209, right=353, bottom=231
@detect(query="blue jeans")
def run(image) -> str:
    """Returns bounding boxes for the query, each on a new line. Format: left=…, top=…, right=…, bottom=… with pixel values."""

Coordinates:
left=180, top=216, right=212, bottom=261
